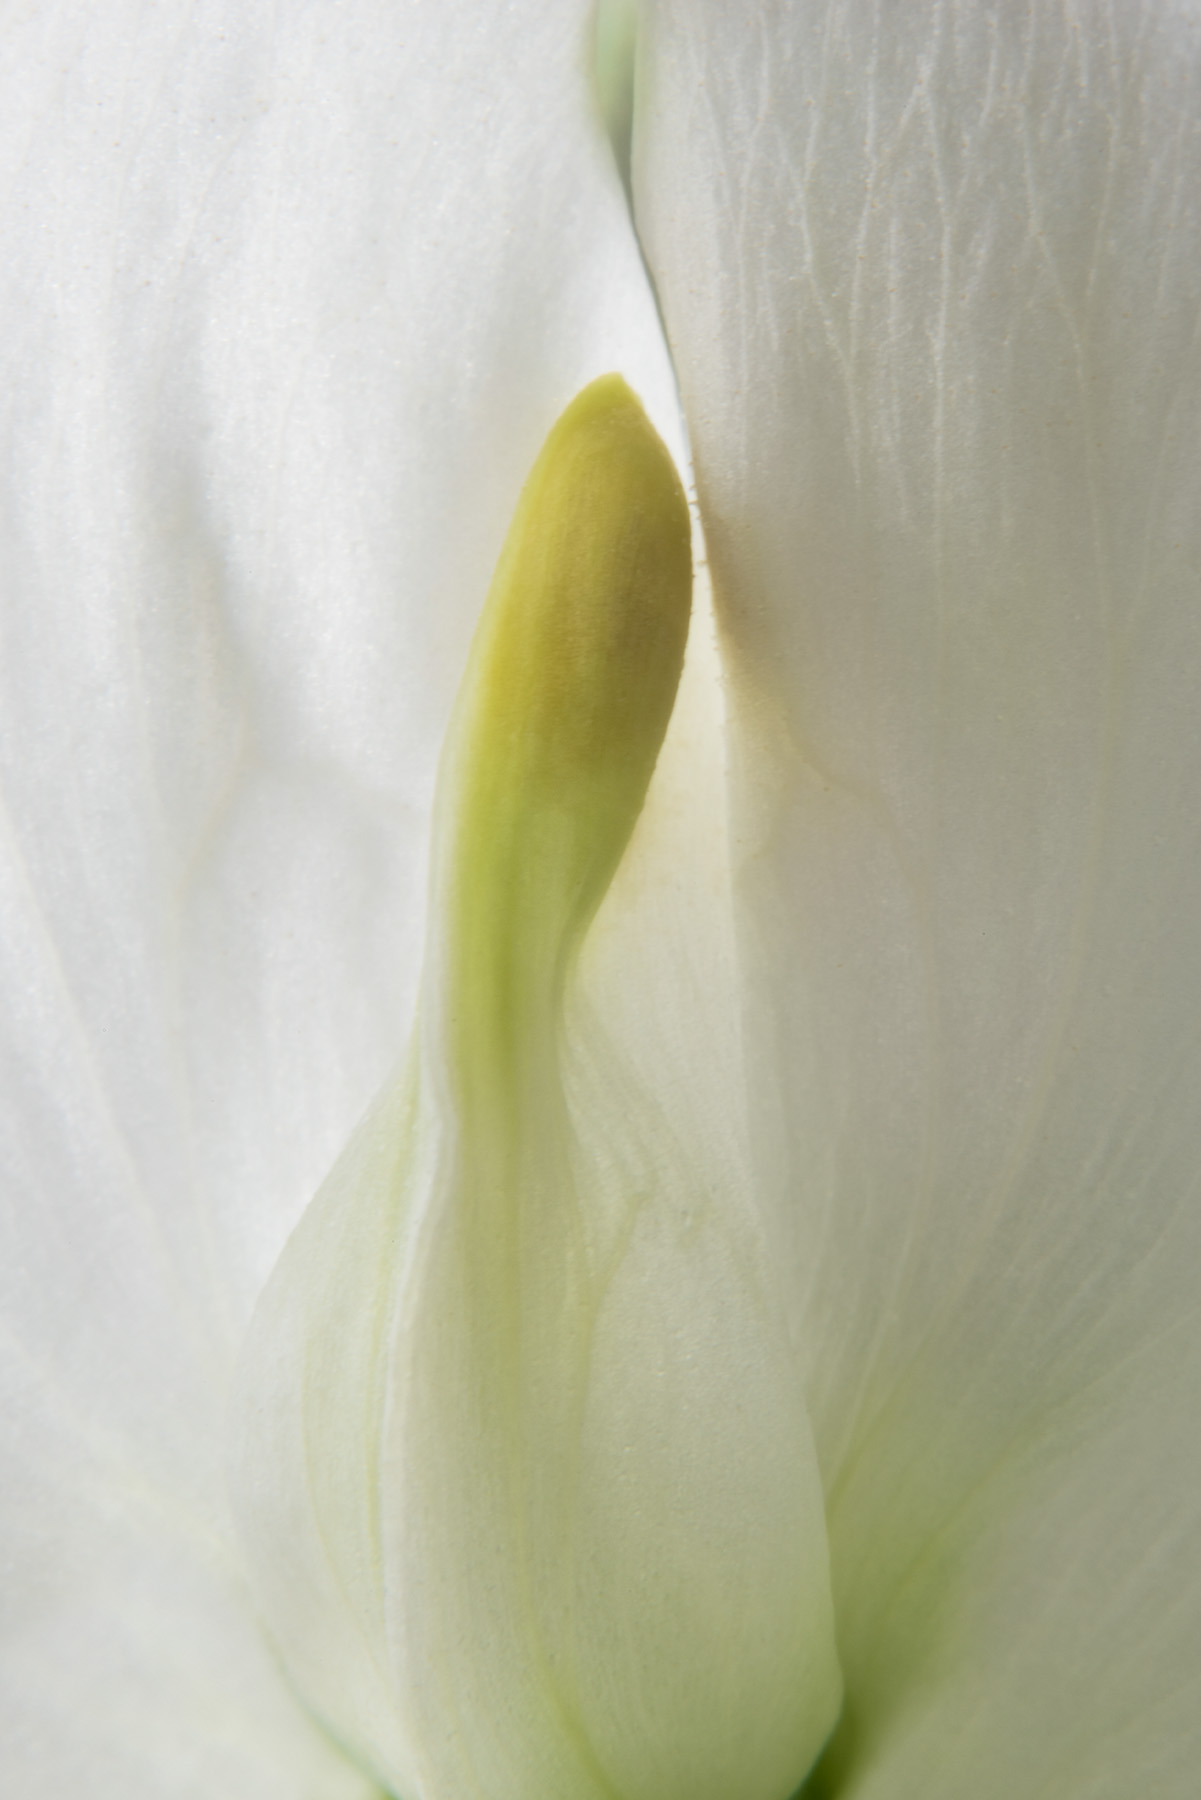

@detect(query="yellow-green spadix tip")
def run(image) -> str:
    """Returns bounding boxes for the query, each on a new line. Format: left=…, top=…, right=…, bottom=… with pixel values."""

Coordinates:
left=441, top=374, right=693, bottom=987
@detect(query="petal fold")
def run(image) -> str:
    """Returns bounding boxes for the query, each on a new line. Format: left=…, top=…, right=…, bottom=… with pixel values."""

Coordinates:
left=0, top=1, right=680, bottom=1789
left=639, top=2, right=1201, bottom=1794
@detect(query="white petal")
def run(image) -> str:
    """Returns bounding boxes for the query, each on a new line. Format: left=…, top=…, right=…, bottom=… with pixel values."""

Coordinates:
left=0, top=1, right=676, bottom=1789
left=640, top=2, right=1201, bottom=1793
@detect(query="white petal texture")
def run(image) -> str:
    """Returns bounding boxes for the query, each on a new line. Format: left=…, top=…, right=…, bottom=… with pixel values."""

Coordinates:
left=639, top=2, right=1201, bottom=1796
left=0, top=3, right=690, bottom=1792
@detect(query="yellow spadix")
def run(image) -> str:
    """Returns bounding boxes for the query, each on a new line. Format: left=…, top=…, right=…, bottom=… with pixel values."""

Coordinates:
left=436, top=373, right=692, bottom=1132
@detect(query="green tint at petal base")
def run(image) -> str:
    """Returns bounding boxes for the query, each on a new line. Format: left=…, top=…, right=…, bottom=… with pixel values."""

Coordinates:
left=229, top=375, right=841, bottom=1800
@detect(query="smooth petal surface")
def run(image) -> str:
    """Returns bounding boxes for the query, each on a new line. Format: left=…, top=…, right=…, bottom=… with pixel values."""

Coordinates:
left=640, top=2, right=1201, bottom=1795
left=0, top=3, right=680, bottom=1790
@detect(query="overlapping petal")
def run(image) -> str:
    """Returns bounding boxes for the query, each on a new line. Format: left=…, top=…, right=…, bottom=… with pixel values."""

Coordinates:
left=640, top=2, right=1201, bottom=1793
left=0, top=3, right=683, bottom=1790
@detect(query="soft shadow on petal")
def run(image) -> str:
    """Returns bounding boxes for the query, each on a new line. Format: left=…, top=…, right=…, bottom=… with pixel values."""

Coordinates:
left=0, top=1, right=676, bottom=1790
left=640, top=3, right=1201, bottom=1795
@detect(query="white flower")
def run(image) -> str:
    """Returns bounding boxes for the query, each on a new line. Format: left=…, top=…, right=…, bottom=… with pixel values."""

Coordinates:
left=2, top=4, right=1199, bottom=1799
